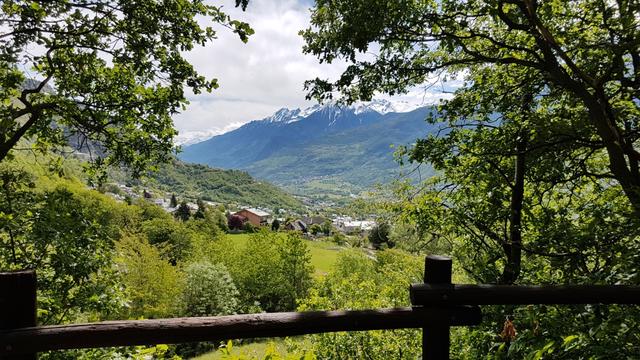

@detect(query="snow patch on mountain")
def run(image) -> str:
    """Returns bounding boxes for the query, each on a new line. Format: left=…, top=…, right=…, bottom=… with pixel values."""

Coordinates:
left=261, top=99, right=425, bottom=125
left=266, top=108, right=303, bottom=123
left=351, top=99, right=425, bottom=115
left=178, top=98, right=430, bottom=145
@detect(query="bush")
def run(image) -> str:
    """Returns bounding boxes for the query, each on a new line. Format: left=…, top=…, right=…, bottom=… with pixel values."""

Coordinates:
left=321, top=220, right=333, bottom=235
left=309, top=224, right=322, bottom=235
left=208, top=230, right=314, bottom=312
left=332, top=232, right=347, bottom=245
left=174, top=201, right=191, bottom=222
left=278, top=232, right=314, bottom=309
left=299, top=250, right=422, bottom=359
left=346, top=235, right=365, bottom=248
left=182, top=261, right=239, bottom=317
left=271, top=218, right=280, bottom=231
left=368, top=222, right=393, bottom=249
left=176, top=261, right=239, bottom=358
left=141, top=218, right=194, bottom=264
left=243, top=221, right=256, bottom=233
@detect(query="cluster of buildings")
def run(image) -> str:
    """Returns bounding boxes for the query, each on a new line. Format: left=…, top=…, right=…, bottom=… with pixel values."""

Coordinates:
left=231, top=209, right=376, bottom=235
left=104, top=184, right=377, bottom=235
left=332, top=216, right=376, bottom=233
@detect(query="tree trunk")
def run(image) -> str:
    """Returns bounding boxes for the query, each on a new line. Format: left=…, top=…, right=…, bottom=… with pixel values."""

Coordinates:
left=501, top=134, right=526, bottom=285
left=585, top=97, right=640, bottom=218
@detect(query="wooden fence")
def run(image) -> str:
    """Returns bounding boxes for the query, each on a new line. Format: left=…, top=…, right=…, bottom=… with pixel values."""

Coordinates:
left=1, top=255, right=639, bottom=360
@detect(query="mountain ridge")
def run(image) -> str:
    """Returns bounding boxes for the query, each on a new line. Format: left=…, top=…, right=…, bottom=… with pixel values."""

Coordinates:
left=179, top=100, right=437, bottom=201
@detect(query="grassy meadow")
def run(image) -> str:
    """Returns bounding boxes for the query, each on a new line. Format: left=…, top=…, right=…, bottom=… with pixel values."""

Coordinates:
left=225, top=233, right=346, bottom=277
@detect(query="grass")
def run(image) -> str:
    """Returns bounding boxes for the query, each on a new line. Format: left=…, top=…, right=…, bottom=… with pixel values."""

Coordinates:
left=191, top=340, right=287, bottom=360
left=225, top=232, right=344, bottom=276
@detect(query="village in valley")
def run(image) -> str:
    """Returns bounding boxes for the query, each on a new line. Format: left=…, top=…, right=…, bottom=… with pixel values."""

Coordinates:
left=105, top=182, right=377, bottom=238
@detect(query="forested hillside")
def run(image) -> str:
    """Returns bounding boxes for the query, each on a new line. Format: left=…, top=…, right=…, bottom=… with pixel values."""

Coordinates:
left=119, top=159, right=304, bottom=211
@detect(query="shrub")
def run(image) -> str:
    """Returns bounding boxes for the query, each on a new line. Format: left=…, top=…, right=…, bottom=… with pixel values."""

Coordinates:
left=243, top=221, right=256, bottom=233
left=141, top=218, right=194, bottom=264
left=299, top=250, right=422, bottom=359
left=174, top=201, right=191, bottom=222
left=309, top=224, right=322, bottom=235
left=209, top=230, right=314, bottom=312
left=332, top=232, right=347, bottom=246
left=368, top=222, right=393, bottom=249
left=271, top=219, right=281, bottom=231
left=278, top=232, right=314, bottom=309
left=182, top=261, right=239, bottom=317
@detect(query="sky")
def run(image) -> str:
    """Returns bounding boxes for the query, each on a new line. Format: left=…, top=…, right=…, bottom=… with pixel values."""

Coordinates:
left=173, top=0, right=455, bottom=144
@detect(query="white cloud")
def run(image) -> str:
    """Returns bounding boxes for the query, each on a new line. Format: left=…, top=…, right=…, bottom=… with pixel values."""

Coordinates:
left=174, top=0, right=456, bottom=141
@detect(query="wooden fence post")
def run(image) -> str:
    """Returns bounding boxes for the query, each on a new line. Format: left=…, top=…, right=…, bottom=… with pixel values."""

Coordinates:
left=0, top=270, right=37, bottom=360
left=422, top=255, right=452, bottom=360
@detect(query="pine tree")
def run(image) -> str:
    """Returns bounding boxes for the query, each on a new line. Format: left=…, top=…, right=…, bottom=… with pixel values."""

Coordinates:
left=175, top=201, right=191, bottom=222
left=170, top=194, right=178, bottom=208
left=194, top=199, right=206, bottom=219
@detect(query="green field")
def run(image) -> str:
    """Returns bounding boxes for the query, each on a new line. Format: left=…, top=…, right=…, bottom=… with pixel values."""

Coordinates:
left=225, top=233, right=345, bottom=276
left=192, top=340, right=290, bottom=360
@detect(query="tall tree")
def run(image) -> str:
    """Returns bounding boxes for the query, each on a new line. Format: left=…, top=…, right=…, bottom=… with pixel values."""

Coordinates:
left=194, top=199, right=206, bottom=219
left=278, top=232, right=313, bottom=309
left=175, top=201, right=191, bottom=222
left=0, top=0, right=253, bottom=177
left=302, top=0, right=640, bottom=216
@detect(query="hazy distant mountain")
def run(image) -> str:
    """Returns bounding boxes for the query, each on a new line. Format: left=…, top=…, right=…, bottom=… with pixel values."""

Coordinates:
left=179, top=100, right=438, bottom=199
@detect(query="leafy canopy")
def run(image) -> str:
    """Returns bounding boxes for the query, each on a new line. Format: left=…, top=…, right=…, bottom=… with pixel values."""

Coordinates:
left=0, top=0, right=253, bottom=178
left=302, top=0, right=640, bottom=215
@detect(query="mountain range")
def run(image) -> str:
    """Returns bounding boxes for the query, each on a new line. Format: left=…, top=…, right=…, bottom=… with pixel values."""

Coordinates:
left=179, top=100, right=438, bottom=201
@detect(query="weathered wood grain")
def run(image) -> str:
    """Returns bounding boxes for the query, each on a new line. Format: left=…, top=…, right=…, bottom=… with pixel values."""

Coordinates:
left=0, top=306, right=482, bottom=355
left=411, top=284, right=640, bottom=306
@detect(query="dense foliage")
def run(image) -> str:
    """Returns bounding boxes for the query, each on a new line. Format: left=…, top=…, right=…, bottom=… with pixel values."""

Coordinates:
left=207, top=230, right=314, bottom=313
left=116, top=234, right=184, bottom=319
left=0, top=162, right=126, bottom=325
left=0, top=0, right=253, bottom=178
left=0, top=154, right=314, bottom=358
left=299, top=251, right=423, bottom=359
left=182, top=262, right=239, bottom=317
left=302, top=0, right=640, bottom=357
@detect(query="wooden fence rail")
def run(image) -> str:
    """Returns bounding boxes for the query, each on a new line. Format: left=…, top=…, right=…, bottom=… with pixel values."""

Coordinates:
left=0, top=307, right=482, bottom=355
left=1, top=255, right=639, bottom=360
left=410, top=283, right=640, bottom=306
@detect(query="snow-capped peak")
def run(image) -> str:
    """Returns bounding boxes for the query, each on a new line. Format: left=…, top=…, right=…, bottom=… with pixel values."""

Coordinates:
left=299, top=104, right=323, bottom=118
left=262, top=104, right=325, bottom=124
left=259, top=99, right=425, bottom=125
left=266, top=108, right=302, bottom=123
